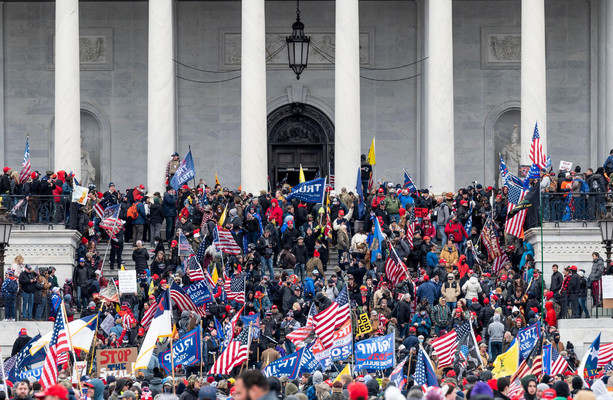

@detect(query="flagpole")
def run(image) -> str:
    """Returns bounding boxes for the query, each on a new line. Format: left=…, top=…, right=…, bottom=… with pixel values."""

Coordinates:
left=61, top=301, right=82, bottom=393
left=189, top=145, right=196, bottom=189
left=539, top=179, right=545, bottom=316
left=200, top=321, right=204, bottom=377
left=88, top=307, right=103, bottom=375
left=0, top=348, right=7, bottom=398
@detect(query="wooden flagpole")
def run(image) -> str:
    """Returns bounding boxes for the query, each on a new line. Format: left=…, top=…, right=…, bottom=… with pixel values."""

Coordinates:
left=88, top=305, right=103, bottom=375
left=170, top=334, right=176, bottom=394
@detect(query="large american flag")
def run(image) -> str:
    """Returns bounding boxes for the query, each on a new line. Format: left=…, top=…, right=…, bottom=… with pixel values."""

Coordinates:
left=169, top=282, right=206, bottom=316
left=598, top=342, right=613, bottom=367
left=93, top=197, right=116, bottom=219
left=491, top=253, right=510, bottom=274
left=385, top=243, right=408, bottom=286
left=432, top=321, right=471, bottom=368
left=100, top=216, right=124, bottom=240
left=414, top=347, right=439, bottom=390
left=529, top=122, right=547, bottom=169
left=186, top=256, right=205, bottom=282
left=226, top=274, right=245, bottom=304
left=208, top=326, right=250, bottom=374
left=41, top=303, right=72, bottom=389
left=505, top=181, right=527, bottom=238
left=313, top=286, right=350, bottom=349
left=140, top=297, right=158, bottom=329
left=406, top=207, right=416, bottom=249
left=19, top=136, right=31, bottom=184
left=214, top=227, right=242, bottom=255
left=512, top=336, right=543, bottom=381
left=551, top=345, right=570, bottom=375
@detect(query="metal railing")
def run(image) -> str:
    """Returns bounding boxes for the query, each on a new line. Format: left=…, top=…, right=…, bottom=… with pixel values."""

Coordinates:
left=541, top=192, right=608, bottom=222
left=2, top=195, right=70, bottom=225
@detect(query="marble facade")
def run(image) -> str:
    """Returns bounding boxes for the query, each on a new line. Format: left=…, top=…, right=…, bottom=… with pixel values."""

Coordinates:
left=0, top=0, right=595, bottom=191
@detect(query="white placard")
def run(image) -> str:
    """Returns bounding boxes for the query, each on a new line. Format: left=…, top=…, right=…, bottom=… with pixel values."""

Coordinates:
left=602, top=275, right=613, bottom=299
left=100, top=313, right=116, bottom=335
left=559, top=160, right=573, bottom=172
left=117, top=270, right=137, bottom=294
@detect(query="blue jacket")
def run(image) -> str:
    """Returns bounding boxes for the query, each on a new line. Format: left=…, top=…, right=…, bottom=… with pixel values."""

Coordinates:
left=427, top=252, right=439, bottom=269
left=604, top=155, right=613, bottom=171
left=304, top=277, right=316, bottom=297
left=519, top=242, right=534, bottom=269
left=399, top=194, right=414, bottom=209
left=411, top=313, right=432, bottom=336
left=133, top=202, right=147, bottom=225
left=162, top=192, right=177, bottom=217
left=416, top=281, right=438, bottom=304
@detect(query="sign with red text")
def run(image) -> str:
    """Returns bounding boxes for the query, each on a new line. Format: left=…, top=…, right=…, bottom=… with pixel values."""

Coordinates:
left=96, top=347, right=138, bottom=379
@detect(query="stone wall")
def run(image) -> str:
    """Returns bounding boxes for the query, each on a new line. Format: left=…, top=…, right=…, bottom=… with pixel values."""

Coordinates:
left=0, top=0, right=593, bottom=191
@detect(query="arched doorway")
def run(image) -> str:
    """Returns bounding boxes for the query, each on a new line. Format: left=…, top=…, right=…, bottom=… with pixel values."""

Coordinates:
left=267, top=103, right=334, bottom=188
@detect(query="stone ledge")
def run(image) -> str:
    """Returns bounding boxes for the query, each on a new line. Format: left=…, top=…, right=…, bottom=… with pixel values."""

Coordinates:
left=558, top=318, right=613, bottom=358
left=0, top=321, right=53, bottom=357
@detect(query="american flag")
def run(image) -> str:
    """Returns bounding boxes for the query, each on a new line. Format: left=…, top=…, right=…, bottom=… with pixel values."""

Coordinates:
left=100, top=217, right=124, bottom=240
left=367, top=172, right=374, bottom=192
left=385, top=243, right=408, bottom=286
left=214, top=227, right=242, bottom=255
left=480, top=216, right=502, bottom=261
left=529, top=122, right=547, bottom=169
left=93, top=197, right=116, bottom=219
left=505, top=182, right=527, bottom=238
left=414, top=347, right=439, bottom=390
left=41, top=303, right=72, bottom=389
left=169, top=282, right=206, bottom=316
left=508, top=379, right=523, bottom=398
left=226, top=275, right=245, bottom=304
left=140, top=297, right=158, bottom=329
left=287, top=304, right=317, bottom=345
left=406, top=207, right=416, bottom=249
left=186, top=256, right=205, bottom=282
left=313, top=286, right=350, bottom=349
left=432, top=321, right=471, bottom=368
left=208, top=337, right=249, bottom=375
left=195, top=240, right=207, bottom=264
left=598, top=342, right=613, bottom=367
left=491, top=254, right=510, bottom=274
left=19, top=136, right=31, bottom=184
left=551, top=345, right=570, bottom=375
left=324, top=214, right=332, bottom=239
left=512, top=335, right=543, bottom=381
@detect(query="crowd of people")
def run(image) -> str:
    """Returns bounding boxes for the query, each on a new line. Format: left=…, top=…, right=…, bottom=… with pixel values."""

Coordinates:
left=2, top=153, right=613, bottom=400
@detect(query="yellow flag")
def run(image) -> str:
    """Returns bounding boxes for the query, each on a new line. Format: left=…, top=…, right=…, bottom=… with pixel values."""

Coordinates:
left=355, top=313, right=373, bottom=336
left=218, top=203, right=228, bottom=226
left=367, top=137, right=376, bottom=165
left=334, top=364, right=351, bottom=381
left=211, top=265, right=219, bottom=284
left=215, top=173, right=220, bottom=186
left=492, top=340, right=519, bottom=378
left=299, top=164, right=306, bottom=184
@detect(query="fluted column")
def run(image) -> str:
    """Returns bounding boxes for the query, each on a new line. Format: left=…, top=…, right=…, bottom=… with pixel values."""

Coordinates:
left=605, top=0, right=613, bottom=155
left=55, top=0, right=81, bottom=179
left=423, top=0, right=455, bottom=193
left=334, top=0, right=361, bottom=190
left=520, top=0, right=547, bottom=165
left=148, top=0, right=176, bottom=194
left=240, top=0, right=268, bottom=194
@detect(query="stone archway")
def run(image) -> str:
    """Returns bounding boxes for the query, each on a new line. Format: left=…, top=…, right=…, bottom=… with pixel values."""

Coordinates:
left=484, top=100, right=521, bottom=186
left=267, top=102, right=334, bottom=188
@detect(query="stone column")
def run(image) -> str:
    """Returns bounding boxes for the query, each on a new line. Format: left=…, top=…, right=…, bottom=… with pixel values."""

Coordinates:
left=605, top=0, right=613, bottom=154
left=148, top=0, right=176, bottom=194
left=423, top=0, right=454, bottom=193
left=241, top=0, right=268, bottom=194
left=334, top=0, right=361, bottom=191
left=55, top=0, right=81, bottom=179
left=520, top=0, right=547, bottom=165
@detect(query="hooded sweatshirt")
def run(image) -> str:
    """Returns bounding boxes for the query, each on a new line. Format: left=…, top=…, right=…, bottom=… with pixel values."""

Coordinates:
left=462, top=276, right=483, bottom=300
left=90, top=379, right=105, bottom=400
left=487, top=314, right=505, bottom=342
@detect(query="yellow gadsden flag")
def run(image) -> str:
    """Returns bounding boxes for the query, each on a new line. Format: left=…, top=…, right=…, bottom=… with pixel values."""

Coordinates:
left=492, top=339, right=519, bottom=378
left=299, top=164, right=306, bottom=184
left=334, top=364, right=351, bottom=381
left=218, top=203, right=228, bottom=227
left=367, top=137, right=376, bottom=165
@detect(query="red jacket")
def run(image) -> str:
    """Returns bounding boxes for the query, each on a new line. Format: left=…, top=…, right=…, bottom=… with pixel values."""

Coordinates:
left=444, top=221, right=468, bottom=242
left=266, top=200, right=283, bottom=225
left=545, top=301, right=557, bottom=327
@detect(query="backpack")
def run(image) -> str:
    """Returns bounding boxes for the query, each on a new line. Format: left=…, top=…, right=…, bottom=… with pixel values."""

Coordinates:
left=591, top=177, right=604, bottom=193
left=547, top=176, right=557, bottom=192
left=127, top=203, right=139, bottom=220
left=575, top=177, right=589, bottom=193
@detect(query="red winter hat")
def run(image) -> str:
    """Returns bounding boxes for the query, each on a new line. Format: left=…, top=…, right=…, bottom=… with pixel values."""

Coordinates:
left=472, top=297, right=478, bottom=302
left=399, top=208, right=406, bottom=216
left=347, top=382, right=368, bottom=400
left=88, top=221, right=94, bottom=227
left=207, top=376, right=215, bottom=383
left=35, top=385, right=68, bottom=400
left=81, top=237, right=88, bottom=244
left=31, top=172, right=37, bottom=179
left=483, top=298, right=489, bottom=304
left=488, top=379, right=498, bottom=392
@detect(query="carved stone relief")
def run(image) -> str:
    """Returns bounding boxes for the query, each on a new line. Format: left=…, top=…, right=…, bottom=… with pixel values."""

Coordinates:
left=481, top=27, right=520, bottom=70
left=47, top=28, right=114, bottom=71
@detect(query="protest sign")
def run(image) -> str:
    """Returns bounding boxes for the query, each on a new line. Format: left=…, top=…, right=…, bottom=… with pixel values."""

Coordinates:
left=72, top=361, right=88, bottom=384
left=96, top=347, right=138, bottom=379
left=559, top=160, right=573, bottom=172
left=100, top=314, right=117, bottom=335
left=118, top=270, right=137, bottom=294
left=413, top=208, right=429, bottom=218
left=72, top=186, right=89, bottom=205
left=354, top=333, right=395, bottom=370
left=285, top=178, right=326, bottom=203
left=356, top=313, right=373, bottom=336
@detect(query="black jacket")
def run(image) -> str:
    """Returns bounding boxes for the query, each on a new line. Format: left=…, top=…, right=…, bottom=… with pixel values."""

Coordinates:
left=550, top=271, right=563, bottom=293
left=132, top=247, right=150, bottom=274
left=149, top=203, right=164, bottom=225
left=11, top=335, right=32, bottom=356
left=18, top=270, right=37, bottom=293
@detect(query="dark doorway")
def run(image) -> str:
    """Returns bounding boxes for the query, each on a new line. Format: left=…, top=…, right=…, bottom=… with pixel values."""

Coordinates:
left=267, top=102, right=334, bottom=189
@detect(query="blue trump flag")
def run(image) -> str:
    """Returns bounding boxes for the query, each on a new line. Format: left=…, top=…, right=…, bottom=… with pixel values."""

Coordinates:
left=356, top=167, right=365, bottom=219
left=542, top=343, right=552, bottom=375
left=263, top=342, right=321, bottom=378
left=403, top=169, right=417, bottom=193
left=355, top=332, right=395, bottom=371
left=299, top=341, right=322, bottom=374
left=241, top=314, right=260, bottom=339
left=170, top=150, right=196, bottom=191
left=370, top=216, right=385, bottom=262
left=158, top=326, right=202, bottom=373
left=15, top=333, right=45, bottom=373
left=214, top=316, right=225, bottom=341
left=579, top=333, right=601, bottom=380
left=286, top=178, right=326, bottom=203
left=517, top=322, right=541, bottom=361
left=390, top=356, right=408, bottom=390
left=185, top=280, right=213, bottom=307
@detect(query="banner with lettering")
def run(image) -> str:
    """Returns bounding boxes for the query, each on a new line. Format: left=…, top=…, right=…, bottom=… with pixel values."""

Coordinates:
left=356, top=313, right=373, bottom=336
left=185, top=280, right=213, bottom=306
left=263, top=342, right=321, bottom=378
left=96, top=347, right=138, bottom=379
left=285, top=178, right=326, bottom=203
left=312, top=320, right=353, bottom=369
left=354, top=332, right=395, bottom=371
left=517, top=322, right=541, bottom=361
left=158, top=327, right=202, bottom=373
